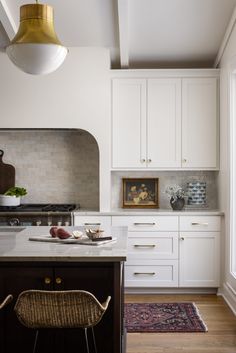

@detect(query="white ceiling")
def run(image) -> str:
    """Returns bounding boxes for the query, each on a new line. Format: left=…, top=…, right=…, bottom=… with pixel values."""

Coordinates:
left=0, top=0, right=236, bottom=68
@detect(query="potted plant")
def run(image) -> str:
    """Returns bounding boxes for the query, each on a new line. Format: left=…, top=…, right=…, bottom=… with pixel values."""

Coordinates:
left=165, top=184, right=186, bottom=210
left=0, top=187, right=27, bottom=206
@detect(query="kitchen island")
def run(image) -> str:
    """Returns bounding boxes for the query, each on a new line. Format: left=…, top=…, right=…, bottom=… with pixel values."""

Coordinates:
left=0, top=226, right=127, bottom=353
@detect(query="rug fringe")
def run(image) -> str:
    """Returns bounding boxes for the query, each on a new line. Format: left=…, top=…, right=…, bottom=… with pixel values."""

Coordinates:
left=192, top=302, right=208, bottom=332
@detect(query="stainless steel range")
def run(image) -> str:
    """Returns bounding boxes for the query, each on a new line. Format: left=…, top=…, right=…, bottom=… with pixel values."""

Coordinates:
left=0, top=204, right=78, bottom=226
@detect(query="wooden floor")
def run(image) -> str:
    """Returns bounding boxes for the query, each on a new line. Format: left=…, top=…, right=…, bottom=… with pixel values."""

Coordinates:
left=125, top=294, right=236, bottom=353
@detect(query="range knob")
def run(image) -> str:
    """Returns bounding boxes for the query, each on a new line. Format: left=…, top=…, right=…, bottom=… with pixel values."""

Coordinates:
left=8, top=218, right=20, bottom=226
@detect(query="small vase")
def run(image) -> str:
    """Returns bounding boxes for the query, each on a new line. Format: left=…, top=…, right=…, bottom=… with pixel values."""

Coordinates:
left=170, top=197, right=185, bottom=211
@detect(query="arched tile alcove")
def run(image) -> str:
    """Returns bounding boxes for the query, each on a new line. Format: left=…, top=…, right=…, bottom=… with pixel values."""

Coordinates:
left=0, top=129, right=99, bottom=210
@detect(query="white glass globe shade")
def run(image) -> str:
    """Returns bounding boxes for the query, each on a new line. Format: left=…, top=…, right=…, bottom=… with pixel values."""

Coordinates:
left=6, top=43, right=68, bottom=75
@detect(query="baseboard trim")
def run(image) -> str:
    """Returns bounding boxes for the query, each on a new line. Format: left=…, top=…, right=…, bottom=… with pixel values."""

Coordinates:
left=219, top=282, right=236, bottom=315
left=125, top=287, right=218, bottom=295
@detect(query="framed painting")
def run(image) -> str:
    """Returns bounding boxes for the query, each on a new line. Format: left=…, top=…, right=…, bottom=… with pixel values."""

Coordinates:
left=122, top=178, right=159, bottom=208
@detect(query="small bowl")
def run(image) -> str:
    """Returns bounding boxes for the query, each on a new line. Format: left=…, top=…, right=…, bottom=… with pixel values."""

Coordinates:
left=0, top=195, right=21, bottom=206
left=85, top=228, right=104, bottom=240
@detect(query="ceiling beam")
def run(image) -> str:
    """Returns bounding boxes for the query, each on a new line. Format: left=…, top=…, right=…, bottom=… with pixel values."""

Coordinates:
left=214, top=4, right=236, bottom=67
left=117, top=0, right=129, bottom=68
left=0, top=0, right=17, bottom=40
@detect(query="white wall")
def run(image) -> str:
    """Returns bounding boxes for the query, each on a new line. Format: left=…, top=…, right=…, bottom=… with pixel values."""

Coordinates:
left=0, top=47, right=111, bottom=211
left=219, top=26, right=236, bottom=313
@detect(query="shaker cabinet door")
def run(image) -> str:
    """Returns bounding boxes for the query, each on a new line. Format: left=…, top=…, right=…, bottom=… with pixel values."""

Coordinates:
left=147, top=79, right=181, bottom=168
left=179, top=232, right=220, bottom=287
left=112, top=79, right=147, bottom=168
left=182, top=78, right=219, bottom=169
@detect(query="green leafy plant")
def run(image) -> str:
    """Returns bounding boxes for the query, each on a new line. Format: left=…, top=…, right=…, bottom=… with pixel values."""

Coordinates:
left=4, top=187, right=27, bottom=198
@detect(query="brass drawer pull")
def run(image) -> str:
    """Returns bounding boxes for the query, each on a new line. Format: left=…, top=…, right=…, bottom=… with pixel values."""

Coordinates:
left=134, top=244, right=156, bottom=248
left=55, top=277, right=62, bottom=284
left=44, top=277, right=51, bottom=284
left=84, top=223, right=101, bottom=226
left=134, top=272, right=155, bottom=276
left=133, top=222, right=156, bottom=226
left=191, top=222, right=209, bottom=226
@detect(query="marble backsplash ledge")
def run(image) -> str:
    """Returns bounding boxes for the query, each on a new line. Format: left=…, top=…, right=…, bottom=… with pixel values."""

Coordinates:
left=111, top=171, right=219, bottom=210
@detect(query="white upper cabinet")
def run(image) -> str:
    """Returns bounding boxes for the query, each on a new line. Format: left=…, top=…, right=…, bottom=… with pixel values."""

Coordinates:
left=147, top=79, right=181, bottom=168
left=112, top=79, right=147, bottom=168
left=182, top=78, right=219, bottom=169
left=112, top=78, right=181, bottom=168
left=111, top=71, right=219, bottom=170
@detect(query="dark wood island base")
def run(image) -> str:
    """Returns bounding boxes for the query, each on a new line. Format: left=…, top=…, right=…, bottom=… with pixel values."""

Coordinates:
left=0, top=261, right=125, bottom=353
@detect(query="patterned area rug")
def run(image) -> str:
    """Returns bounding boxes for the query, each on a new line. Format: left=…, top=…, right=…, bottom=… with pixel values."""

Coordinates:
left=125, top=302, right=208, bottom=333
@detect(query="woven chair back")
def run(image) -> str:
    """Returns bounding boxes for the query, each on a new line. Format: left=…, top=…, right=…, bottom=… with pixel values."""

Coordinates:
left=14, top=290, right=111, bottom=329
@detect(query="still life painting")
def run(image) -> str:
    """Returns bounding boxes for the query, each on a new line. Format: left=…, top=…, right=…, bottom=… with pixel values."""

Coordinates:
left=122, top=178, right=159, bottom=208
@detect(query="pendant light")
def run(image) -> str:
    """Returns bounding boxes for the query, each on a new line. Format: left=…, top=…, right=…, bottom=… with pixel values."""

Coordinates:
left=6, top=0, right=68, bottom=75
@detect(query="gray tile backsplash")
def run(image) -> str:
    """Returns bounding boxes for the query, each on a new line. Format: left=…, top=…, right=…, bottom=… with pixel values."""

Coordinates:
left=111, top=171, right=218, bottom=210
left=0, top=130, right=99, bottom=209
left=0, top=130, right=218, bottom=211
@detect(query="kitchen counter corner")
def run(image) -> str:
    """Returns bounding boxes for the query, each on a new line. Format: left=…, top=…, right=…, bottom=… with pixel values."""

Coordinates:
left=0, top=226, right=127, bottom=262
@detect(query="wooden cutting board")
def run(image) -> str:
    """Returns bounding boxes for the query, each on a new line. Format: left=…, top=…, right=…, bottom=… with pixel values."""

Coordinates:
left=0, top=150, right=15, bottom=194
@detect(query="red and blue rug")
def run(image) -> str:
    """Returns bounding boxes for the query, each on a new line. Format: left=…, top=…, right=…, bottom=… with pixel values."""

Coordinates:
left=125, top=302, right=208, bottom=333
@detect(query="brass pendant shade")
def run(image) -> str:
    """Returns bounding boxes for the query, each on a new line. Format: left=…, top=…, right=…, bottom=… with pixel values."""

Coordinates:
left=6, top=3, right=68, bottom=75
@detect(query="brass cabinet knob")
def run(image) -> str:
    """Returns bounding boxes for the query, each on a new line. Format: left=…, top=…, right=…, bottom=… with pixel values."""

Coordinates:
left=44, top=277, right=51, bottom=284
left=55, top=277, right=62, bottom=284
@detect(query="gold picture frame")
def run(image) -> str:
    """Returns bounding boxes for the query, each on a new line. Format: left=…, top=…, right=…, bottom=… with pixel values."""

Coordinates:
left=122, top=178, right=159, bottom=208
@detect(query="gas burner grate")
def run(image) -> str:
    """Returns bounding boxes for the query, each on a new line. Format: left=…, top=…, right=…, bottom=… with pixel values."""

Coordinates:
left=42, top=204, right=77, bottom=212
left=0, top=204, right=78, bottom=212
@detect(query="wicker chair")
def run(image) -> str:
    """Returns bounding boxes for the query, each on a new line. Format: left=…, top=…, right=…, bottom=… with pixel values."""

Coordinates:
left=0, top=295, right=13, bottom=310
left=14, top=290, right=111, bottom=353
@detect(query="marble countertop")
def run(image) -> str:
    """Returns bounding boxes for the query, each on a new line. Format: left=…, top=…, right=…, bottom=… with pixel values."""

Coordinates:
left=73, top=208, right=224, bottom=216
left=0, top=226, right=127, bottom=262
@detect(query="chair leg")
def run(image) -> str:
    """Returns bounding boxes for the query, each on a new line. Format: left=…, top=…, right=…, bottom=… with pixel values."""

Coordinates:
left=91, top=327, right=98, bottom=353
left=32, top=330, right=39, bottom=353
left=84, top=328, right=90, bottom=353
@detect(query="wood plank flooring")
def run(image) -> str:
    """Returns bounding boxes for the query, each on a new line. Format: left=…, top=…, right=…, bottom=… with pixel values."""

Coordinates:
left=125, top=294, right=236, bottom=353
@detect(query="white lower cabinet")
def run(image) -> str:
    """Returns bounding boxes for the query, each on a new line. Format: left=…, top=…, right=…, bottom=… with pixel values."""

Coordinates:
left=74, top=214, right=221, bottom=289
left=125, top=260, right=178, bottom=287
left=179, top=232, right=220, bottom=287
left=179, top=216, right=220, bottom=287
left=127, top=232, right=178, bottom=260
left=112, top=214, right=221, bottom=289
left=112, top=216, right=179, bottom=288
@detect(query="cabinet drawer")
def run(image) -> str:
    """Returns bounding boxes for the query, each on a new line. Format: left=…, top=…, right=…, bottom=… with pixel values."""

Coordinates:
left=112, top=216, right=178, bottom=231
left=127, top=232, right=178, bottom=259
left=125, top=260, right=178, bottom=287
left=179, top=216, right=221, bottom=231
left=73, top=216, right=111, bottom=229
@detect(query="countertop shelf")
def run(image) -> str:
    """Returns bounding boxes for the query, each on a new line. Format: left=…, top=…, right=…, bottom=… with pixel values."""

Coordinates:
left=73, top=208, right=223, bottom=216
